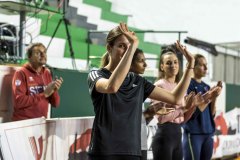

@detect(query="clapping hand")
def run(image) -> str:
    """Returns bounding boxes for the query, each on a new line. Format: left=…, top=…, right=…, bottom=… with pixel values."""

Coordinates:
left=185, top=91, right=211, bottom=112
left=53, top=76, right=63, bottom=91
left=175, top=40, right=195, bottom=69
left=156, top=106, right=175, bottom=115
left=43, top=76, right=63, bottom=97
left=185, top=92, right=197, bottom=111
left=195, top=85, right=221, bottom=112
left=208, top=81, right=222, bottom=100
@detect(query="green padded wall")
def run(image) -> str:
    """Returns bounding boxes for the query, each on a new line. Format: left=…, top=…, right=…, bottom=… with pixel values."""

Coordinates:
left=226, top=83, right=240, bottom=112
left=50, top=68, right=94, bottom=117
left=50, top=69, right=158, bottom=118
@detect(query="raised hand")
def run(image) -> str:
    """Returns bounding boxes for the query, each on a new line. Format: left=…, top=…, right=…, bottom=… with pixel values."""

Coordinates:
left=175, top=40, right=195, bottom=69
left=119, top=22, right=139, bottom=46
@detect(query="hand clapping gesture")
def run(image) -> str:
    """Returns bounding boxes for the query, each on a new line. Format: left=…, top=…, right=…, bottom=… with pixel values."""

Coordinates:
left=185, top=92, right=197, bottom=111
left=192, top=81, right=222, bottom=112
left=44, top=76, right=63, bottom=97
left=53, top=76, right=64, bottom=91
left=175, top=40, right=195, bottom=69
left=185, top=92, right=210, bottom=112
left=210, top=81, right=222, bottom=99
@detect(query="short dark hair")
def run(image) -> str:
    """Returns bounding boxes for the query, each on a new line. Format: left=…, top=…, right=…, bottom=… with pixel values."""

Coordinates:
left=27, top=43, right=45, bottom=58
left=132, top=48, right=143, bottom=63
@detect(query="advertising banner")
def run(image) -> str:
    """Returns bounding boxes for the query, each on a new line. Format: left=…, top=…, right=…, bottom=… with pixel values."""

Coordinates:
left=0, top=117, right=94, bottom=160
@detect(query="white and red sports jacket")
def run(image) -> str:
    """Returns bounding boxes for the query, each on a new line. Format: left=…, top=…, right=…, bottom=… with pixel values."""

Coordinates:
left=12, top=63, right=60, bottom=121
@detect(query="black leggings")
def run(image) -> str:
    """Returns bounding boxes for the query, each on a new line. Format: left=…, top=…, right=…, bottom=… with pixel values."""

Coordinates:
left=152, top=122, right=182, bottom=160
left=141, top=150, right=147, bottom=160
left=88, top=155, right=141, bottom=160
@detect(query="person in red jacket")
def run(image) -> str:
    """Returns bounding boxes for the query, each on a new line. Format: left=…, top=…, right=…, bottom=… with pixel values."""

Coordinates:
left=12, top=43, right=63, bottom=121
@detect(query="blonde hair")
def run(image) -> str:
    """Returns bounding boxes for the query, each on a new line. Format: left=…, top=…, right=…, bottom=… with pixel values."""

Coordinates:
left=100, top=52, right=109, bottom=67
